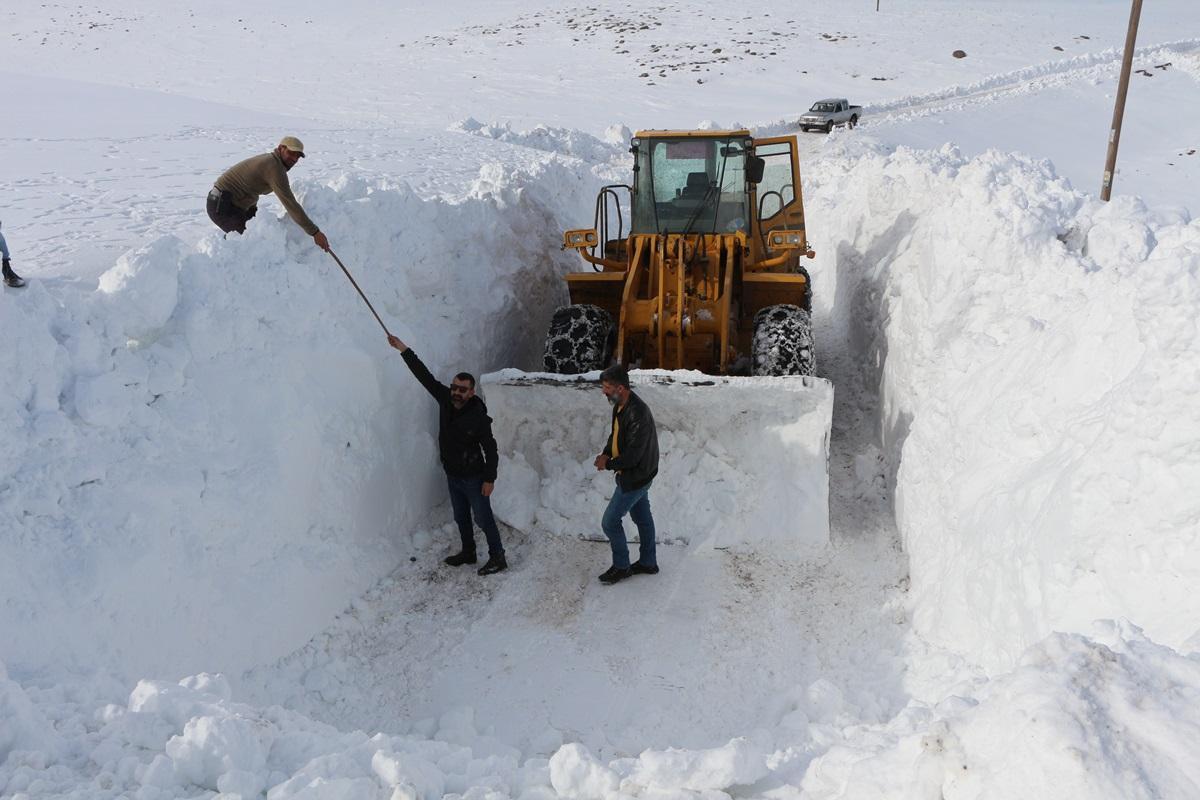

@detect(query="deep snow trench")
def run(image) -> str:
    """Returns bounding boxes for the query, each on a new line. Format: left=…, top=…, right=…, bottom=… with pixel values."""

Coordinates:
left=5, top=125, right=1200, bottom=799
left=234, top=300, right=910, bottom=758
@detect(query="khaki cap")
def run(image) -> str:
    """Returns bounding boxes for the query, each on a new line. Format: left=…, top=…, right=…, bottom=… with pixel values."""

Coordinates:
left=278, top=136, right=306, bottom=157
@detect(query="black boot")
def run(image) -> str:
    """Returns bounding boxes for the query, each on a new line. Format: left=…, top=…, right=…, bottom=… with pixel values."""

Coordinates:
left=477, top=554, right=507, bottom=576
left=599, top=565, right=633, bottom=585
left=444, top=550, right=477, bottom=567
left=2, top=259, right=24, bottom=289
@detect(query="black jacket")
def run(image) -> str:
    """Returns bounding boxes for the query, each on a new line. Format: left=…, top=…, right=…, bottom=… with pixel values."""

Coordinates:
left=603, top=391, right=659, bottom=490
left=401, top=349, right=498, bottom=482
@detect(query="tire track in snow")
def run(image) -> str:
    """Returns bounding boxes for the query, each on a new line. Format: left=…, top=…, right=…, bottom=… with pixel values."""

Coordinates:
left=756, top=38, right=1200, bottom=137
left=865, top=38, right=1200, bottom=129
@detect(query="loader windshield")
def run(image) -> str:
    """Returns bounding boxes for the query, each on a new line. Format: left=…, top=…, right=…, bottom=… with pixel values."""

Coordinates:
left=631, top=137, right=750, bottom=235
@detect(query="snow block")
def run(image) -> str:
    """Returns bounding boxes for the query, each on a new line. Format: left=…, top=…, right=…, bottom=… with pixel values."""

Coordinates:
left=483, top=369, right=833, bottom=552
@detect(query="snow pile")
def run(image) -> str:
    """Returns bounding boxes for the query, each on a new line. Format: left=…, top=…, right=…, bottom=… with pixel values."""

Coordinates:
left=5, top=623, right=1197, bottom=799
left=0, top=662, right=62, bottom=768
left=0, top=159, right=597, bottom=682
left=483, top=370, right=833, bottom=551
left=801, top=622, right=1200, bottom=799
left=453, top=118, right=627, bottom=164
left=0, top=667, right=535, bottom=799
left=810, top=139, right=1200, bottom=672
left=1, top=658, right=785, bottom=799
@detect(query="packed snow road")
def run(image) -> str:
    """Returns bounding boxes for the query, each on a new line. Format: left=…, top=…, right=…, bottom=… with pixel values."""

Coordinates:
left=237, top=328, right=910, bottom=759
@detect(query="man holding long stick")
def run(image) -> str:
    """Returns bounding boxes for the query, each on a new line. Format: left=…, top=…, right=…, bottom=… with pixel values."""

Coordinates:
left=207, top=136, right=330, bottom=252
left=387, top=334, right=507, bottom=576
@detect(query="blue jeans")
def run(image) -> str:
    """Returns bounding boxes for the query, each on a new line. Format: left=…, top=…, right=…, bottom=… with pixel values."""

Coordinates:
left=447, top=476, right=504, bottom=558
left=601, top=481, right=656, bottom=570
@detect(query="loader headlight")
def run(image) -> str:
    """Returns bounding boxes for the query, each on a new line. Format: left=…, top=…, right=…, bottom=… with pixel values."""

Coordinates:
left=563, top=228, right=599, bottom=249
left=769, top=231, right=805, bottom=249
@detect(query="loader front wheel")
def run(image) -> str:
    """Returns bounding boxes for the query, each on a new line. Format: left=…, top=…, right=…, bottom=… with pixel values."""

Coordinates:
left=543, top=304, right=615, bottom=374
left=752, top=305, right=815, bottom=377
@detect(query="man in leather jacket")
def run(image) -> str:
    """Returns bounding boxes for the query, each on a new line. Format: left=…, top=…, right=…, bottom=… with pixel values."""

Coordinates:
left=593, top=364, right=660, bottom=585
left=388, top=334, right=506, bottom=576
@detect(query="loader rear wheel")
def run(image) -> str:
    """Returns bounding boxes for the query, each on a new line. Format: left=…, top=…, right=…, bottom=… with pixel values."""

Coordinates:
left=543, top=304, right=615, bottom=374
left=752, top=304, right=815, bottom=377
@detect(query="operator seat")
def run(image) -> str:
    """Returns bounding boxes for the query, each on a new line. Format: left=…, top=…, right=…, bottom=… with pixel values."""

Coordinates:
left=681, top=171, right=711, bottom=199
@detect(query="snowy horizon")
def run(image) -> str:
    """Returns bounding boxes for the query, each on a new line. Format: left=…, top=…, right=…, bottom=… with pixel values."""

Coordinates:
left=3, top=1, right=1200, bottom=798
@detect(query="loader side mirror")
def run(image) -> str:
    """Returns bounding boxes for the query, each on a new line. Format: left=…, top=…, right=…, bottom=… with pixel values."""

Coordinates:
left=563, top=228, right=599, bottom=250
left=746, top=156, right=766, bottom=184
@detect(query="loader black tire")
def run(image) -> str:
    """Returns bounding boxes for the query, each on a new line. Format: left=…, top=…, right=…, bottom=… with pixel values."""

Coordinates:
left=752, top=304, right=815, bottom=377
left=543, top=304, right=615, bottom=374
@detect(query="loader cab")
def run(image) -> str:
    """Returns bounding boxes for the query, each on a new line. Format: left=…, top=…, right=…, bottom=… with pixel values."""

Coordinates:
left=627, top=131, right=805, bottom=252
left=630, top=132, right=754, bottom=235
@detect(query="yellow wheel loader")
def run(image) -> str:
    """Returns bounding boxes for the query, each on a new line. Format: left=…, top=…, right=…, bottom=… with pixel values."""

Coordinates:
left=544, top=129, right=816, bottom=376
left=481, top=130, right=833, bottom=552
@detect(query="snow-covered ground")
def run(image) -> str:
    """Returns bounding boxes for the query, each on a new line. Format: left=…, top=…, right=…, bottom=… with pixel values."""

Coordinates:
left=3, top=1, right=1200, bottom=798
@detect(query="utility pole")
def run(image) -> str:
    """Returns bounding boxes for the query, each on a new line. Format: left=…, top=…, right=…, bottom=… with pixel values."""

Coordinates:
left=1101, top=0, right=1144, bottom=201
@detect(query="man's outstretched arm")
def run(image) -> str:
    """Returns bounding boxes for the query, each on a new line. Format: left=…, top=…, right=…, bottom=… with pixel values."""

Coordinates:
left=388, top=335, right=449, bottom=403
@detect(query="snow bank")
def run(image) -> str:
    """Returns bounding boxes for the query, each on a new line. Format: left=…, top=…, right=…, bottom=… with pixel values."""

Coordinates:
left=453, top=118, right=627, bottom=163
left=484, top=370, right=833, bottom=551
left=801, top=622, right=1200, bottom=799
left=809, top=140, right=1200, bottom=672
left=0, top=661, right=62, bottom=767
left=0, top=157, right=598, bottom=682
left=6, top=624, right=1196, bottom=799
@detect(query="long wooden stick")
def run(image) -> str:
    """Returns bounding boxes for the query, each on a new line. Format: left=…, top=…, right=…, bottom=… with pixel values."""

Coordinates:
left=327, top=249, right=392, bottom=336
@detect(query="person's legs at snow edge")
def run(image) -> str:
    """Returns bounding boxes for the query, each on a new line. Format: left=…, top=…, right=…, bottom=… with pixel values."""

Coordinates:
left=446, top=475, right=478, bottom=557
left=629, top=488, right=657, bottom=568
left=462, top=479, right=504, bottom=559
left=206, top=188, right=256, bottom=234
left=1, top=227, right=25, bottom=288
left=601, top=482, right=652, bottom=570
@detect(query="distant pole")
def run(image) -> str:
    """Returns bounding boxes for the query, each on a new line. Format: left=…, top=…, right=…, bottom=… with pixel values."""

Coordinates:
left=876, top=0, right=880, bottom=10
left=1101, top=0, right=1144, bottom=201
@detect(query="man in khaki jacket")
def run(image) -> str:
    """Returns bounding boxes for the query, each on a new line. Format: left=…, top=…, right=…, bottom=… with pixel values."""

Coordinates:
left=207, top=136, right=330, bottom=251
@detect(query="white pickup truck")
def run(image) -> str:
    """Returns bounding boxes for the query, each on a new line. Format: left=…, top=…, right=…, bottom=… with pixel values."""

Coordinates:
left=797, top=99, right=862, bottom=133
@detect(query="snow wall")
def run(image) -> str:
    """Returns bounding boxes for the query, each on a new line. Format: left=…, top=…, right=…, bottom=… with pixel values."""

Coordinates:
left=810, top=140, right=1200, bottom=674
left=484, top=370, right=833, bottom=551
left=2, top=132, right=1200, bottom=799
left=0, top=160, right=599, bottom=681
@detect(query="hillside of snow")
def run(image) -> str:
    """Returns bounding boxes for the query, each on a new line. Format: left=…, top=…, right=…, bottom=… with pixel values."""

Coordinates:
left=3, top=1, right=1200, bottom=798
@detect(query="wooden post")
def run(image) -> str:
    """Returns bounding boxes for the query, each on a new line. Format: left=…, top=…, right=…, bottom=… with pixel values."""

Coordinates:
left=1101, top=0, right=1144, bottom=201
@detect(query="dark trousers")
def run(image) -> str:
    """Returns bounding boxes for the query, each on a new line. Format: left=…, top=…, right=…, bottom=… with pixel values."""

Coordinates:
left=447, top=475, right=504, bottom=558
left=206, top=189, right=256, bottom=234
